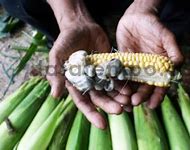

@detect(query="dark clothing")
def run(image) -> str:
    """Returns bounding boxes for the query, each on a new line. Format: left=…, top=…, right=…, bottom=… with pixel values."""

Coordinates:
left=0, top=0, right=59, bottom=42
left=1, top=0, right=190, bottom=43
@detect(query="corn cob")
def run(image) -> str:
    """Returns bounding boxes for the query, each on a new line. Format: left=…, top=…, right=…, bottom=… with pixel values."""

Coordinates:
left=17, top=95, right=60, bottom=150
left=66, top=111, right=90, bottom=150
left=0, top=80, right=49, bottom=150
left=108, top=112, right=137, bottom=150
left=86, top=52, right=173, bottom=87
left=0, top=76, right=41, bottom=124
left=23, top=96, right=76, bottom=150
left=48, top=96, right=77, bottom=150
left=177, top=84, right=190, bottom=135
left=134, top=104, right=168, bottom=150
left=88, top=111, right=112, bottom=150
left=65, top=51, right=175, bottom=92
left=87, top=52, right=173, bottom=71
left=161, top=96, right=190, bottom=150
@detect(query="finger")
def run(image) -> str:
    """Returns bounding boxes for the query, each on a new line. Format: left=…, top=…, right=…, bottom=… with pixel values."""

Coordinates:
left=116, top=26, right=138, bottom=53
left=114, top=81, right=132, bottom=96
left=162, top=29, right=184, bottom=65
left=65, top=81, right=106, bottom=129
left=94, top=28, right=111, bottom=53
left=47, top=74, right=65, bottom=98
left=107, top=90, right=131, bottom=105
left=131, top=84, right=154, bottom=106
left=89, top=90, right=123, bottom=114
left=117, top=41, right=137, bottom=53
left=47, top=46, right=65, bottom=98
left=146, top=87, right=167, bottom=109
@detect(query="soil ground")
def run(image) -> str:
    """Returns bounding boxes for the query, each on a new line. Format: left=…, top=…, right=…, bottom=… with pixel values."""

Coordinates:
left=0, top=25, right=48, bottom=100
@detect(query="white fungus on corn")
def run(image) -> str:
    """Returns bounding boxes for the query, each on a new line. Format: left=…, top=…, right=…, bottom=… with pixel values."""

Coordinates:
left=64, top=50, right=93, bottom=91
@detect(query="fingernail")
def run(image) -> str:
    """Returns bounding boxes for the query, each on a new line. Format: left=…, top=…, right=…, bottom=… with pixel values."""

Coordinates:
left=95, top=121, right=106, bottom=129
left=132, top=99, right=139, bottom=106
left=50, top=88, right=62, bottom=98
left=50, top=89, right=55, bottom=97
left=111, top=104, right=123, bottom=114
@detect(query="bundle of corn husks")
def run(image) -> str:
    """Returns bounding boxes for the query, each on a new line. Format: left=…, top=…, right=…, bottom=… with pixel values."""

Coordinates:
left=0, top=76, right=190, bottom=150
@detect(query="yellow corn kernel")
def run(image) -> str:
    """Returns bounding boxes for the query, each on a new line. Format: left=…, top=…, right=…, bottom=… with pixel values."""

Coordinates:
left=87, top=52, right=173, bottom=71
left=85, top=52, right=174, bottom=87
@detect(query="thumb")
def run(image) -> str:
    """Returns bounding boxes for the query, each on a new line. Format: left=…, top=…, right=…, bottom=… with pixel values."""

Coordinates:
left=162, top=29, right=184, bottom=65
left=94, top=29, right=111, bottom=53
left=116, top=25, right=136, bottom=53
left=48, top=75, right=65, bottom=98
left=47, top=47, right=65, bottom=98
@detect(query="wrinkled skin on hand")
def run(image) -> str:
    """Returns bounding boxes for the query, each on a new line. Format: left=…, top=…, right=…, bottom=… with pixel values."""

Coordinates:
left=47, top=21, right=132, bottom=129
left=47, top=21, right=110, bottom=97
left=116, top=2, right=183, bottom=109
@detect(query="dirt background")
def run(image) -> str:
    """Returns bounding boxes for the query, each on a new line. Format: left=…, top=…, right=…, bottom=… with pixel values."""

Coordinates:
left=0, top=25, right=48, bottom=100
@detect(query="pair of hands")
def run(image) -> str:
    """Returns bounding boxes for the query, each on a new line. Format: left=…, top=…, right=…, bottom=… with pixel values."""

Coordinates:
left=47, top=1, right=183, bottom=129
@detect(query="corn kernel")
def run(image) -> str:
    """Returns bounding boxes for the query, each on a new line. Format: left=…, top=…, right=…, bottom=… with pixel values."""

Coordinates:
left=85, top=52, right=174, bottom=87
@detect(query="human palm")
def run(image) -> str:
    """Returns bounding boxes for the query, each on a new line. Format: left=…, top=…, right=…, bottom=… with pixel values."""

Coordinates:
left=47, top=21, right=130, bottom=129
left=116, top=6, right=183, bottom=108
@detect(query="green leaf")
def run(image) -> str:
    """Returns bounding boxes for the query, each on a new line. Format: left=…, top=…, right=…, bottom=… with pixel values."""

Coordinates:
left=13, top=43, right=37, bottom=76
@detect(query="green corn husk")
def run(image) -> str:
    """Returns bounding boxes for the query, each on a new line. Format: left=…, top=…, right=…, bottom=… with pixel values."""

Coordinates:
left=161, top=96, right=190, bottom=150
left=0, top=80, right=49, bottom=150
left=13, top=31, right=45, bottom=76
left=66, top=111, right=90, bottom=150
left=0, top=76, right=42, bottom=124
left=109, top=112, right=137, bottom=150
left=23, top=96, right=75, bottom=150
left=21, top=101, right=64, bottom=150
left=48, top=96, right=77, bottom=150
left=89, top=112, right=112, bottom=150
left=177, top=84, right=190, bottom=135
left=17, top=95, right=60, bottom=150
left=134, top=105, right=168, bottom=150
left=13, top=144, right=18, bottom=150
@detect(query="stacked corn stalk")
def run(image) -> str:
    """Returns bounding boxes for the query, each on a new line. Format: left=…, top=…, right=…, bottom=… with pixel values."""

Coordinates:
left=0, top=76, right=190, bottom=150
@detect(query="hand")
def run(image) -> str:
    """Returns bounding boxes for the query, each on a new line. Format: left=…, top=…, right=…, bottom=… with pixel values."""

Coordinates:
left=47, top=18, right=129, bottom=128
left=47, top=0, right=131, bottom=129
left=116, top=1, right=183, bottom=109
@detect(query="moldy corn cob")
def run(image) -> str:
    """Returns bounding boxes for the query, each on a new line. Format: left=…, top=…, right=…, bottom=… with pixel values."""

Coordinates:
left=64, top=50, right=176, bottom=92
